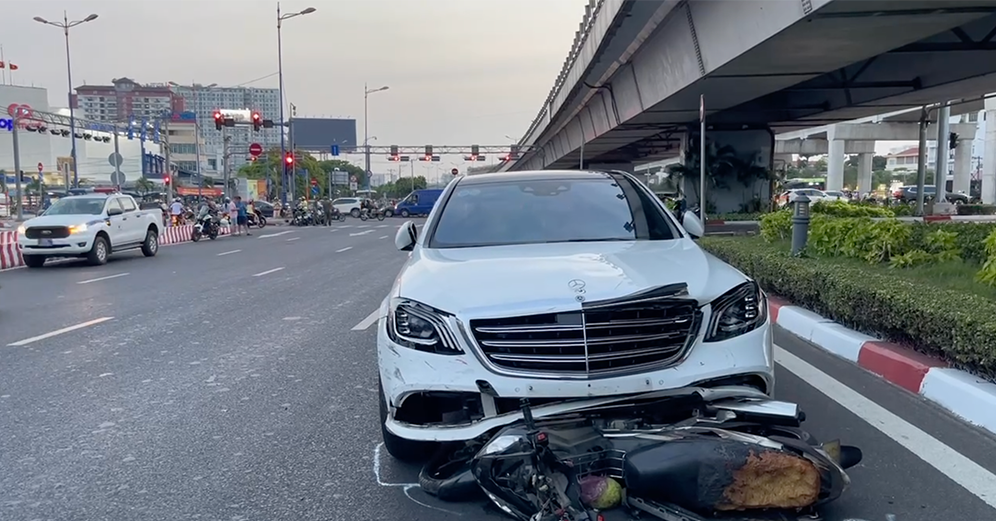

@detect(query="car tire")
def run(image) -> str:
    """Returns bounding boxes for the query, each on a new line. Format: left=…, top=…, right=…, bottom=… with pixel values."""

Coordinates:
left=23, top=255, right=46, bottom=268
left=378, top=379, right=437, bottom=462
left=401, top=209, right=410, bottom=218
left=350, top=208, right=361, bottom=218
left=87, top=236, right=109, bottom=266
left=141, top=228, right=159, bottom=257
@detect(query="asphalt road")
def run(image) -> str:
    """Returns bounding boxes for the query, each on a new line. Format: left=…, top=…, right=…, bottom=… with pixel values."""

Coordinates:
left=1, top=218, right=994, bottom=521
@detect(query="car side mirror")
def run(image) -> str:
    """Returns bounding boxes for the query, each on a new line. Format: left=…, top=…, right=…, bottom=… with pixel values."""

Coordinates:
left=395, top=221, right=418, bottom=251
left=107, top=207, right=123, bottom=216
left=682, top=211, right=705, bottom=238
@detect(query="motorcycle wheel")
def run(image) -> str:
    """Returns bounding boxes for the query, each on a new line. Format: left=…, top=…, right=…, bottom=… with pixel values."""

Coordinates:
left=258, top=217, right=267, bottom=228
left=418, top=443, right=482, bottom=502
left=377, top=214, right=385, bottom=221
left=209, top=229, right=218, bottom=240
left=360, top=214, right=368, bottom=221
left=192, top=231, right=201, bottom=242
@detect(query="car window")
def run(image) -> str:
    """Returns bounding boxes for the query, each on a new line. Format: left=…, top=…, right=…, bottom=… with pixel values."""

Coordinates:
left=43, top=198, right=106, bottom=215
left=428, top=175, right=675, bottom=248
left=331, top=198, right=353, bottom=205
left=118, top=197, right=137, bottom=212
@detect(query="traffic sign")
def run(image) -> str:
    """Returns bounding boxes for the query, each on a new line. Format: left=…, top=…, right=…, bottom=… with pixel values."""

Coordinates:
left=451, top=168, right=459, bottom=176
left=110, top=171, right=126, bottom=186
left=350, top=175, right=357, bottom=183
left=331, top=144, right=340, bottom=156
left=37, top=162, right=43, bottom=173
left=311, top=185, right=319, bottom=195
left=108, top=153, right=123, bottom=167
left=249, top=143, right=263, bottom=157
left=311, top=177, right=318, bottom=186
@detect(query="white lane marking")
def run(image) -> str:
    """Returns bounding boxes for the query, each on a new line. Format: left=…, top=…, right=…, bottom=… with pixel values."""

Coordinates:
left=358, top=224, right=371, bottom=228
left=217, top=249, right=241, bottom=256
left=7, top=317, right=115, bottom=347
left=379, top=235, right=389, bottom=239
left=350, top=230, right=374, bottom=237
left=77, top=273, right=129, bottom=285
left=373, top=443, right=462, bottom=515
left=287, top=237, right=300, bottom=242
left=336, top=246, right=353, bottom=253
left=377, top=224, right=389, bottom=228
left=329, top=229, right=338, bottom=232
left=352, top=309, right=380, bottom=330
left=253, top=267, right=285, bottom=277
left=258, top=230, right=295, bottom=238
left=775, top=345, right=996, bottom=508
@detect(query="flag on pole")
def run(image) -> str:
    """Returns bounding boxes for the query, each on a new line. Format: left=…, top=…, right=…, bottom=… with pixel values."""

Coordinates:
left=8, top=64, right=18, bottom=71
left=0, top=61, right=5, bottom=68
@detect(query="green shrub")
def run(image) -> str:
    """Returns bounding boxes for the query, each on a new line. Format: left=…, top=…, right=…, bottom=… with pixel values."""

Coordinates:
left=811, top=200, right=894, bottom=218
left=700, top=237, right=996, bottom=379
left=808, top=216, right=911, bottom=263
left=909, top=221, right=996, bottom=264
left=976, top=229, right=996, bottom=286
left=759, top=210, right=792, bottom=242
left=957, top=204, right=996, bottom=216
left=713, top=212, right=765, bottom=222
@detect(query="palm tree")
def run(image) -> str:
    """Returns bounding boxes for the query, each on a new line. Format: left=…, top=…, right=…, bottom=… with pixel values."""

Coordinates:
left=135, top=176, right=156, bottom=195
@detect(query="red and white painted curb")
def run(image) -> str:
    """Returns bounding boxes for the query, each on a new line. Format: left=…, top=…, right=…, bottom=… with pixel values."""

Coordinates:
left=0, top=225, right=232, bottom=271
left=769, top=296, right=996, bottom=435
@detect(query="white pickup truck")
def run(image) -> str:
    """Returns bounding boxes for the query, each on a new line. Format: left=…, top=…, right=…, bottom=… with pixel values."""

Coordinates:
left=17, top=193, right=162, bottom=267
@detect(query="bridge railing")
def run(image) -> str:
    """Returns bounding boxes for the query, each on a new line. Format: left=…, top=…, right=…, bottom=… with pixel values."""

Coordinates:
left=517, top=0, right=622, bottom=151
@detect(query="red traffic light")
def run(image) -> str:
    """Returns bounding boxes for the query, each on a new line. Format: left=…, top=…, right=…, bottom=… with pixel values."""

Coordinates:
left=285, top=153, right=294, bottom=164
left=251, top=112, right=261, bottom=121
left=164, top=176, right=171, bottom=184
left=213, top=111, right=222, bottom=120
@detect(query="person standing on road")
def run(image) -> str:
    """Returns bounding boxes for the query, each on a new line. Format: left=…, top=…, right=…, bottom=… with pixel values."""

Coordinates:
left=235, top=196, right=251, bottom=236
left=321, top=197, right=333, bottom=226
left=225, top=198, right=237, bottom=229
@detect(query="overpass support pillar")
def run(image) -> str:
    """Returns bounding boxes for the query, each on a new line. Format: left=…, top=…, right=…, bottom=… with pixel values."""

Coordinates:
left=984, top=98, right=996, bottom=204
left=856, top=153, right=873, bottom=196
left=826, top=137, right=846, bottom=192
left=953, top=136, right=972, bottom=196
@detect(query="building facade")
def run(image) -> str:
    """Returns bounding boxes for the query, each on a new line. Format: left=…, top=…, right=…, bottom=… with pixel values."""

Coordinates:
left=74, top=78, right=181, bottom=124
left=170, top=85, right=281, bottom=171
left=0, top=84, right=159, bottom=188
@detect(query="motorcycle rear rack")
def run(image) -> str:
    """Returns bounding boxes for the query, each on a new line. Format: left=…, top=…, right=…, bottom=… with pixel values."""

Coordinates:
left=626, top=496, right=821, bottom=521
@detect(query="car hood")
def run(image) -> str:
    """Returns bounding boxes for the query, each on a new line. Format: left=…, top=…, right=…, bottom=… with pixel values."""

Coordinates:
left=396, top=240, right=749, bottom=317
left=22, top=214, right=103, bottom=227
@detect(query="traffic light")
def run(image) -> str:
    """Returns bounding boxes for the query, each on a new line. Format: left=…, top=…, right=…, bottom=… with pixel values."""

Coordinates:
left=949, top=132, right=959, bottom=150
left=285, top=152, right=295, bottom=166
left=424, top=145, right=433, bottom=161
left=164, top=175, right=170, bottom=185
left=470, top=144, right=479, bottom=161
left=213, top=111, right=223, bottom=131
left=510, top=144, right=520, bottom=159
left=251, top=112, right=262, bottom=131
left=390, top=145, right=399, bottom=161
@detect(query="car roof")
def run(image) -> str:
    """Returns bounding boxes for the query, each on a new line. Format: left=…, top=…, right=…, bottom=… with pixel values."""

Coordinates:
left=66, top=194, right=110, bottom=199
left=457, top=169, right=616, bottom=186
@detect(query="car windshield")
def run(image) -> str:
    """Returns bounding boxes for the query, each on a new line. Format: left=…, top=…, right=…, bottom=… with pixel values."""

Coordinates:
left=428, top=175, right=676, bottom=248
left=43, top=198, right=105, bottom=215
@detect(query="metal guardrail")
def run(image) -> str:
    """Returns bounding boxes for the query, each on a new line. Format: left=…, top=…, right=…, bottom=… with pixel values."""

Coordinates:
left=516, top=0, right=607, bottom=150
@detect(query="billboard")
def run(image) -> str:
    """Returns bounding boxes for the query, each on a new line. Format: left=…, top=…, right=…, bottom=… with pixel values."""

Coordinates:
left=289, top=118, right=357, bottom=152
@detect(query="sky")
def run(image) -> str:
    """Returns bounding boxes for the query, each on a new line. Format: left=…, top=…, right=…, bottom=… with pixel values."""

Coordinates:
left=2, top=0, right=588, bottom=182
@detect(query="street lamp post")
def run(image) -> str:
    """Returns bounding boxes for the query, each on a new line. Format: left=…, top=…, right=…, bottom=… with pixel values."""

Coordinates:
left=277, top=3, right=316, bottom=206
left=33, top=12, right=99, bottom=189
left=364, top=84, right=389, bottom=191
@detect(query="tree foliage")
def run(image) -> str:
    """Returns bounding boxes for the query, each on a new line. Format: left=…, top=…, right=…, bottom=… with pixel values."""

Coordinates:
left=375, top=176, right=428, bottom=199
left=237, top=148, right=368, bottom=199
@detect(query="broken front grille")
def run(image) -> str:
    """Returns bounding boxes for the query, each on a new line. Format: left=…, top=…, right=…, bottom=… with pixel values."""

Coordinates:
left=470, top=298, right=701, bottom=377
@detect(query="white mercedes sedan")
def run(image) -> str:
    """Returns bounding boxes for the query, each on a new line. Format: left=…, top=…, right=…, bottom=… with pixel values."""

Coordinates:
left=377, top=170, right=773, bottom=460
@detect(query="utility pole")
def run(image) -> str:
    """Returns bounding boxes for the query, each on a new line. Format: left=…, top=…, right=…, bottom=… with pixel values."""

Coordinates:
left=162, top=118, right=173, bottom=200
left=222, top=124, right=231, bottom=199
left=12, top=123, right=22, bottom=220
left=289, top=103, right=297, bottom=202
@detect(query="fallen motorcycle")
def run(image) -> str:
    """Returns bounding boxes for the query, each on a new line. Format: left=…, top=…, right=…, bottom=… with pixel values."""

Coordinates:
left=417, top=387, right=861, bottom=521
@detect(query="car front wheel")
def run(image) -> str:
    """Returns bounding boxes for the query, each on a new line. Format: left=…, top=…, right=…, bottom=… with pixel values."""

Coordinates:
left=23, top=255, right=46, bottom=268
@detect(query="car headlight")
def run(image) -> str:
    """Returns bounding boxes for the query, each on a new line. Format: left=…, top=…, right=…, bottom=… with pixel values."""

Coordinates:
left=387, top=298, right=463, bottom=354
left=16, top=225, right=26, bottom=235
left=69, top=223, right=88, bottom=234
left=705, top=281, right=767, bottom=342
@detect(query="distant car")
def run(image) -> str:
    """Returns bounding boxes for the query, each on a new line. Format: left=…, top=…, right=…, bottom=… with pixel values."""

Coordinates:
left=778, top=188, right=831, bottom=207
left=893, top=185, right=969, bottom=205
left=332, top=197, right=363, bottom=218
left=17, top=194, right=161, bottom=267
left=823, top=190, right=846, bottom=201
left=253, top=200, right=275, bottom=218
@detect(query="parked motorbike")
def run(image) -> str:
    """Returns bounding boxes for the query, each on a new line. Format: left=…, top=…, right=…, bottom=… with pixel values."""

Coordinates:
left=192, top=214, right=220, bottom=242
left=291, top=207, right=313, bottom=226
left=418, top=387, right=861, bottom=521
left=247, top=210, right=267, bottom=228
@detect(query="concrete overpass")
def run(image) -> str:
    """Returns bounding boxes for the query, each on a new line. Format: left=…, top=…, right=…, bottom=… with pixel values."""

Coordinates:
left=503, top=0, right=996, bottom=174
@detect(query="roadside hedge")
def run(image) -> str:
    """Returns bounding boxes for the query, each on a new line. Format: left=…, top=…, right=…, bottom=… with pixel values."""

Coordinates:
left=700, top=236, right=996, bottom=379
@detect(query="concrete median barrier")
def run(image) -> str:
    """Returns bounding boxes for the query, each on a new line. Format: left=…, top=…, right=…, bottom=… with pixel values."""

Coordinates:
left=0, top=225, right=233, bottom=270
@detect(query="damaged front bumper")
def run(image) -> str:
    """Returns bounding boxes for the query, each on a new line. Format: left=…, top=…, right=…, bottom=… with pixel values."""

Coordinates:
left=378, top=312, right=775, bottom=442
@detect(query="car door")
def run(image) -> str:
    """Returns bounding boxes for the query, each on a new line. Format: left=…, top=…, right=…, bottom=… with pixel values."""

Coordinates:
left=116, top=196, right=142, bottom=244
left=105, top=198, right=127, bottom=246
